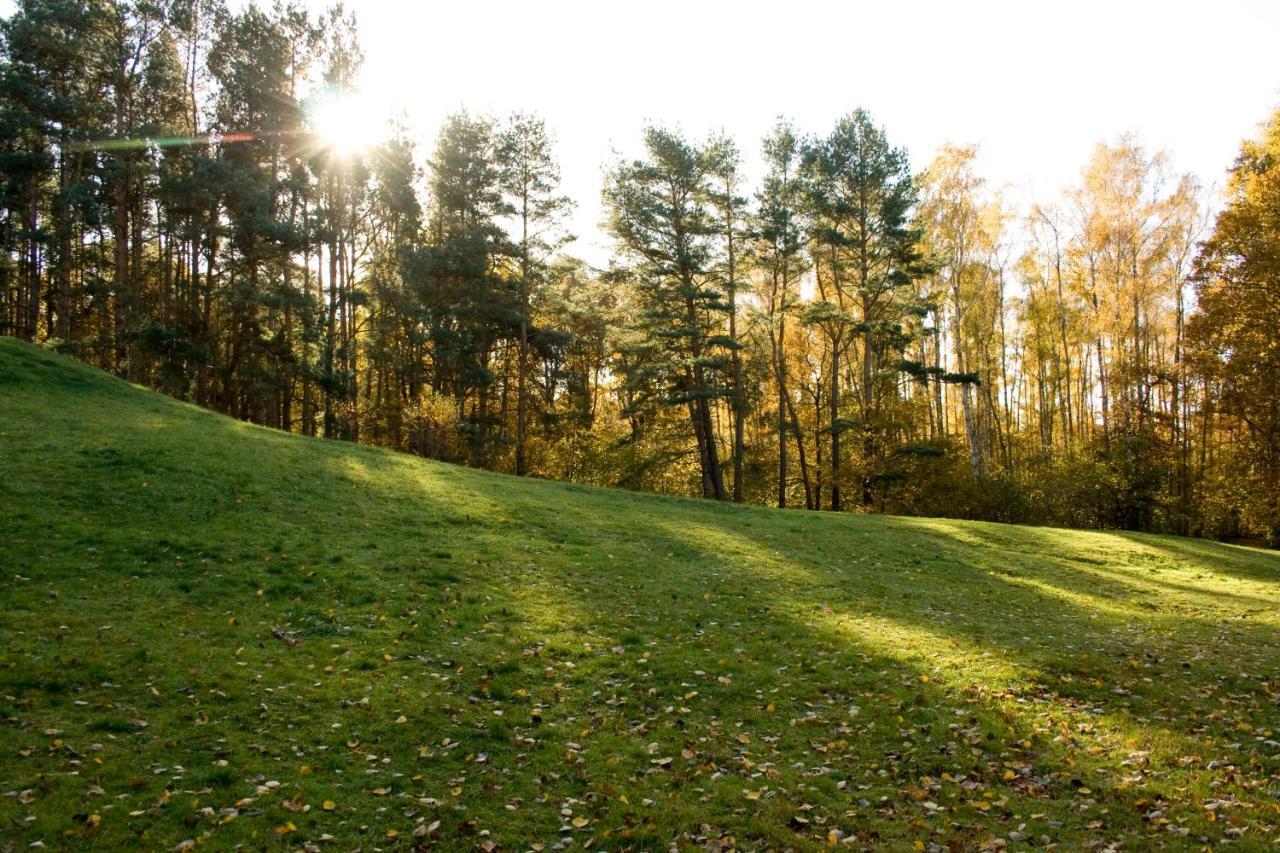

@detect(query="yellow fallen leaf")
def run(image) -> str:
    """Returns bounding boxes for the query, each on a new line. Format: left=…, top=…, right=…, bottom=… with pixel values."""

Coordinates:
left=322, top=800, right=336, bottom=811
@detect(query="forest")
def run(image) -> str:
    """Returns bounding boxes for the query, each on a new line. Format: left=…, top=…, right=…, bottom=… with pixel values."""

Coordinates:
left=3, top=0, right=1279, bottom=545
left=4, top=3, right=1280, bottom=849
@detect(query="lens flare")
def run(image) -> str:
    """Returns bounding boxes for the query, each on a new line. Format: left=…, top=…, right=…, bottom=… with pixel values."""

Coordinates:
left=308, top=92, right=384, bottom=156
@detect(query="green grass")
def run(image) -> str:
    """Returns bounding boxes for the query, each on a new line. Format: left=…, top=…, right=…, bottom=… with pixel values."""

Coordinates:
left=1, top=336, right=1278, bottom=851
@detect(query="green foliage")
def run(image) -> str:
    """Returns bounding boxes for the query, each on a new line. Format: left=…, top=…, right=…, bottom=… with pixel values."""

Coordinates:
left=604, top=127, right=733, bottom=499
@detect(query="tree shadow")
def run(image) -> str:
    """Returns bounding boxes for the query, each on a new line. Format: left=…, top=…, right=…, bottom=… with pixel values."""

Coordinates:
left=6, top=351, right=1278, bottom=849
left=1114, top=530, right=1280, bottom=584
left=463, top=508, right=1256, bottom=848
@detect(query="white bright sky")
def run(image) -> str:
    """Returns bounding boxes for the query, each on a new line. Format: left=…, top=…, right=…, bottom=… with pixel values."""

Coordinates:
left=321, top=0, right=1279, bottom=265
left=6, top=0, right=1280, bottom=266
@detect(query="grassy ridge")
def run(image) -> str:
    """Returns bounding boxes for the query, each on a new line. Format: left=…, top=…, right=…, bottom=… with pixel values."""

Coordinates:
left=1, top=336, right=1278, bottom=850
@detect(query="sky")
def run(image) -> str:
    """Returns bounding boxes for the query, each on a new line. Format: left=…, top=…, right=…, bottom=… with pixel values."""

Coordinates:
left=7, top=0, right=1280, bottom=265
left=308, top=0, right=1279, bottom=265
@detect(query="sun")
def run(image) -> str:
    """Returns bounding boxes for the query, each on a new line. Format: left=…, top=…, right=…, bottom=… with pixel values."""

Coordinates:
left=308, top=91, right=384, bottom=157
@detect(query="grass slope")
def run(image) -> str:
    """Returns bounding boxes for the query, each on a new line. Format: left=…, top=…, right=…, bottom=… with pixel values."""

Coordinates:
left=1, top=337, right=1278, bottom=852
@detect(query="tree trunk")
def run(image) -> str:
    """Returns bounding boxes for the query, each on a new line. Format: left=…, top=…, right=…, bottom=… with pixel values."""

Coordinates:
left=516, top=197, right=530, bottom=476
left=830, top=340, right=842, bottom=511
left=775, top=295, right=787, bottom=508
left=727, top=207, right=743, bottom=502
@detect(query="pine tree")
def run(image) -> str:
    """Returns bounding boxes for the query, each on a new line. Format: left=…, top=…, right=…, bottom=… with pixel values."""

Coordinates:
left=752, top=119, right=811, bottom=508
left=804, top=109, right=928, bottom=508
left=497, top=113, right=572, bottom=476
left=605, top=127, right=729, bottom=500
left=703, top=132, right=747, bottom=502
left=407, top=111, right=513, bottom=466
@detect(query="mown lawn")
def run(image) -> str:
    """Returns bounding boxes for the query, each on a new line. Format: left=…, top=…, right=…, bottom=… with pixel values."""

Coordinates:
left=1, top=337, right=1278, bottom=851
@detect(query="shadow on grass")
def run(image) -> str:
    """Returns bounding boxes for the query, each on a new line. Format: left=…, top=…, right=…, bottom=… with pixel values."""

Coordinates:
left=1115, top=530, right=1280, bottom=584
left=5, top=347, right=1279, bottom=847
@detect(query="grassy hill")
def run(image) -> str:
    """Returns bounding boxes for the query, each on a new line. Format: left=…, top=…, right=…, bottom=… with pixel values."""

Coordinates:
left=1, top=336, right=1278, bottom=851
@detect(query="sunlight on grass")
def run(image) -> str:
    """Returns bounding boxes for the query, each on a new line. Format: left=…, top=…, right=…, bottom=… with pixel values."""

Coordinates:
left=2, top=339, right=1278, bottom=849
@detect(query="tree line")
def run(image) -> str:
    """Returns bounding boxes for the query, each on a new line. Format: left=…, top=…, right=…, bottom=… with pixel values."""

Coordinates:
left=3, top=0, right=1278, bottom=545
